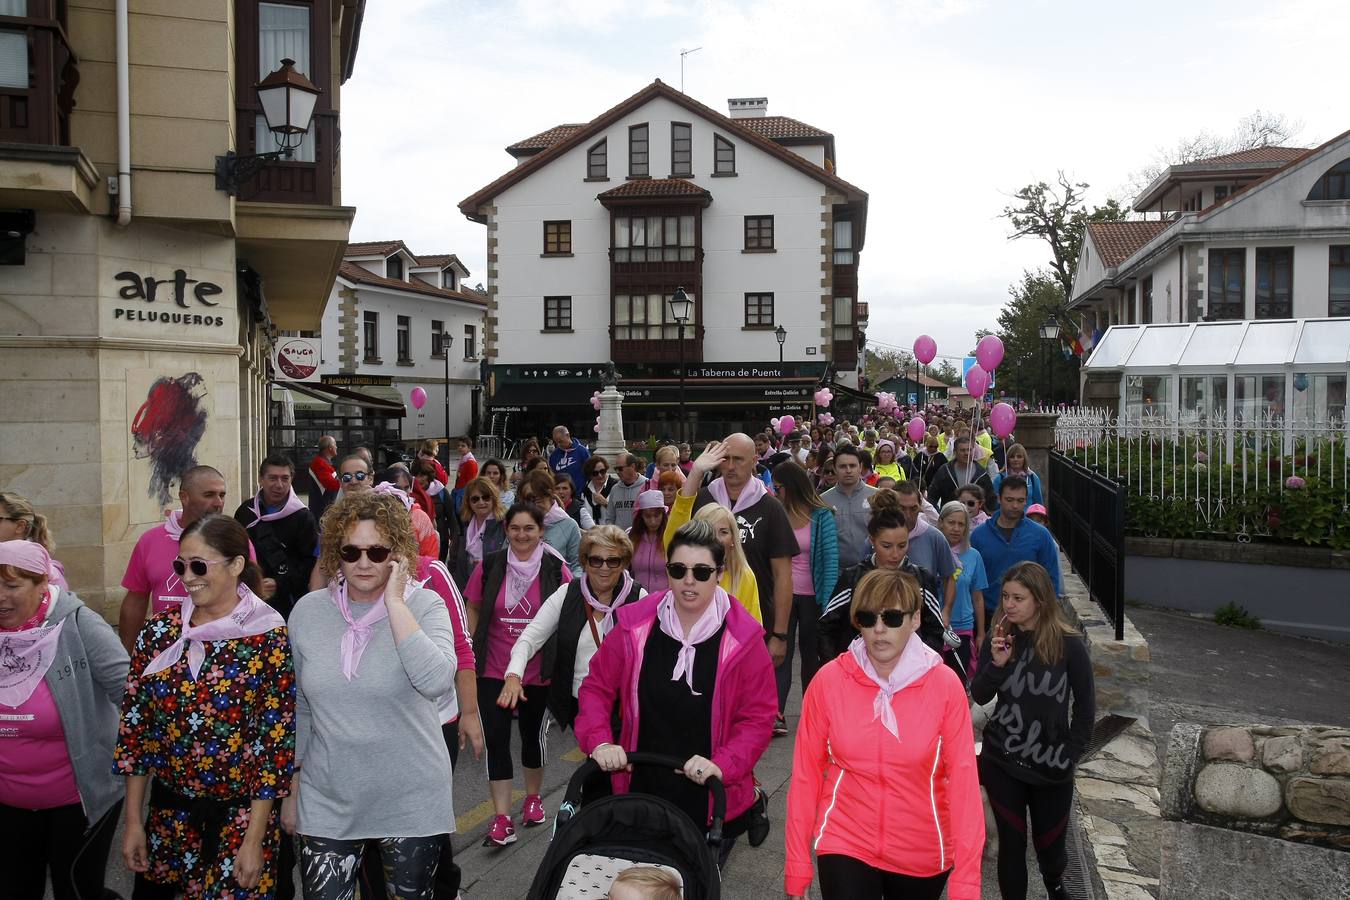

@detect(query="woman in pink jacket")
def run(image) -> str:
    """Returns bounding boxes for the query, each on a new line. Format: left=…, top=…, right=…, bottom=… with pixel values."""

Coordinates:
left=785, top=566, right=984, bottom=900
left=577, top=519, right=776, bottom=867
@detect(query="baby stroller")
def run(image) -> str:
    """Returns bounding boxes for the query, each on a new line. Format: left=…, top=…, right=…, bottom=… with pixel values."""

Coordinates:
left=526, top=752, right=725, bottom=900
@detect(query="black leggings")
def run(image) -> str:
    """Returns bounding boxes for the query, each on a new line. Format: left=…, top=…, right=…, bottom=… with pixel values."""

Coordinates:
left=979, top=755, right=1074, bottom=900
left=817, top=854, right=951, bottom=899
left=478, top=677, right=550, bottom=781
left=0, top=799, right=121, bottom=900
left=302, top=834, right=443, bottom=900
left=776, top=592, right=822, bottom=712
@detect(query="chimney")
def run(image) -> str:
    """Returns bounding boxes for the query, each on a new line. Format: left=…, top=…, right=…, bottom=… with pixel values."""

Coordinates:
left=727, top=97, right=768, bottom=119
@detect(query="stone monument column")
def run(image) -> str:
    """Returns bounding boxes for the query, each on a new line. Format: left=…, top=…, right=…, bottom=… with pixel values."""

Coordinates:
left=1012, top=411, right=1061, bottom=503
left=594, top=362, right=626, bottom=461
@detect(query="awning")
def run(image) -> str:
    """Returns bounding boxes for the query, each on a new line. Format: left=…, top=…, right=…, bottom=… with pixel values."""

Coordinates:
left=276, top=380, right=407, bottom=415
left=826, top=380, right=877, bottom=405
left=488, top=377, right=818, bottom=410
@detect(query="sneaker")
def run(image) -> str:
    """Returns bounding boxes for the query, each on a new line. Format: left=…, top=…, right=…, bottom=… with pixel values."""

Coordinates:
left=483, top=814, right=516, bottom=847
left=772, top=714, right=789, bottom=737
left=747, top=788, right=771, bottom=847
left=521, top=794, right=546, bottom=827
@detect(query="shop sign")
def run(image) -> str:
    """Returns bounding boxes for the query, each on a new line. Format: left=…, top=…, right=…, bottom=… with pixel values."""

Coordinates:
left=274, top=337, right=320, bottom=382
left=321, top=374, right=393, bottom=387
left=111, top=269, right=226, bottom=327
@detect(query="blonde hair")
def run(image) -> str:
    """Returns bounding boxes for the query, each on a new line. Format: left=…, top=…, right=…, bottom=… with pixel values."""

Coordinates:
left=319, top=491, right=420, bottom=578
left=693, top=504, right=748, bottom=592
left=609, top=866, right=681, bottom=900
left=1001, top=561, right=1077, bottom=666
left=0, top=492, right=55, bottom=551
left=850, top=567, right=921, bottom=627
left=460, top=477, right=504, bottom=523
left=581, top=525, right=634, bottom=566
left=654, top=444, right=679, bottom=466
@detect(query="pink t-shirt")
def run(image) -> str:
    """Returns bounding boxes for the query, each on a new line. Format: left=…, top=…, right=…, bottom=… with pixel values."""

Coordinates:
left=0, top=680, right=81, bottom=809
left=466, top=559, right=572, bottom=685
left=121, top=521, right=256, bottom=614
left=790, top=522, right=814, bottom=596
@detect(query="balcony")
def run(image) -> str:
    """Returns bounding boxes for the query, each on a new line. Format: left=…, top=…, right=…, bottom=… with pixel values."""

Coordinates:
left=0, top=11, right=77, bottom=148
left=0, top=141, right=98, bottom=213
left=611, top=335, right=702, bottom=365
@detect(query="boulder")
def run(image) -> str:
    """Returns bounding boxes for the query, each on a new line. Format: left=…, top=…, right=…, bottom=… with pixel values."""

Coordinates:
left=1286, top=777, right=1350, bottom=826
left=1194, top=763, right=1282, bottom=818
left=1203, top=726, right=1255, bottom=763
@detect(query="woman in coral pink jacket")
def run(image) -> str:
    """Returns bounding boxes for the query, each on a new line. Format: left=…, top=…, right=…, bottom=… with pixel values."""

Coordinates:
left=577, top=520, right=776, bottom=867
left=785, top=567, right=983, bottom=900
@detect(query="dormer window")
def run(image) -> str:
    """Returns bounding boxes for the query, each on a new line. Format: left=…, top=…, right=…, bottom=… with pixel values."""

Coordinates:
left=714, top=135, right=736, bottom=175
left=442, top=269, right=456, bottom=290
left=1308, top=158, right=1350, bottom=201
left=386, top=255, right=404, bottom=280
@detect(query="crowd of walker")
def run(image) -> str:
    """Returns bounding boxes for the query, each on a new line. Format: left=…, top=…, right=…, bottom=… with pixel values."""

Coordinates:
left=0, top=404, right=1093, bottom=900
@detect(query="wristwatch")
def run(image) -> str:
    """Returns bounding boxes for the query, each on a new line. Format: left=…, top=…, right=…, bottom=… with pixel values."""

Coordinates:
left=771, top=632, right=789, bottom=641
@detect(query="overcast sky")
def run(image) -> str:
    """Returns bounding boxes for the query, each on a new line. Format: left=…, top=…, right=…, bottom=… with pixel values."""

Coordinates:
left=341, top=0, right=1349, bottom=365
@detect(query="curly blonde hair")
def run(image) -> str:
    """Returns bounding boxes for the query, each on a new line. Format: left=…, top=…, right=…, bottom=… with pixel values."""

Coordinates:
left=318, top=491, right=420, bottom=577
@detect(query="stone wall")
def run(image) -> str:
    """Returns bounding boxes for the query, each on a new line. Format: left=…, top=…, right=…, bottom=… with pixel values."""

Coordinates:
left=1159, top=722, right=1350, bottom=900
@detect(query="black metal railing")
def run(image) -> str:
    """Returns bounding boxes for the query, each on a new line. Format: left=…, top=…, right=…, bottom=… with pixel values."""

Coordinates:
left=1048, top=449, right=1126, bottom=640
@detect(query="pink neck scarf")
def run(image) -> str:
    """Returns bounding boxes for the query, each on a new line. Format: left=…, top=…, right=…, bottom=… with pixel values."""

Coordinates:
left=505, top=541, right=565, bottom=613
left=656, top=586, right=731, bottom=696
left=246, top=489, right=307, bottom=528
left=163, top=509, right=186, bottom=539
left=0, top=586, right=64, bottom=708
left=329, top=570, right=424, bottom=680
left=849, top=635, right=904, bottom=740
left=543, top=503, right=569, bottom=526
left=141, top=584, right=285, bottom=681
left=373, top=482, right=414, bottom=510
left=580, top=570, right=635, bottom=633
left=466, top=514, right=488, bottom=562
left=705, top=475, right=767, bottom=515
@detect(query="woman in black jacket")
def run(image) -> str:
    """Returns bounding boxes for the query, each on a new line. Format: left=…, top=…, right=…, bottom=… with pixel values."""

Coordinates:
left=971, top=561, right=1094, bottom=900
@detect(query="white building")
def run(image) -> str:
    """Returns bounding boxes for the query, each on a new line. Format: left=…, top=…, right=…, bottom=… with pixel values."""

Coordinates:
left=289, top=241, right=486, bottom=447
left=1070, top=131, right=1350, bottom=410
left=458, top=80, right=869, bottom=441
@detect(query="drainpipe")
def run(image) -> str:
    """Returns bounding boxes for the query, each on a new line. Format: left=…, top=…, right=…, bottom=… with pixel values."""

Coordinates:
left=114, top=0, right=132, bottom=226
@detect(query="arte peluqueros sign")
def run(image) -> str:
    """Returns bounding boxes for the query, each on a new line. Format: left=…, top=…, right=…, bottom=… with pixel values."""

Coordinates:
left=111, top=269, right=227, bottom=327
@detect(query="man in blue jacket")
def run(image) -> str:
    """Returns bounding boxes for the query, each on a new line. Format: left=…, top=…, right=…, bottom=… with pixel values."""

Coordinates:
left=971, top=475, right=1062, bottom=621
left=548, top=424, right=590, bottom=493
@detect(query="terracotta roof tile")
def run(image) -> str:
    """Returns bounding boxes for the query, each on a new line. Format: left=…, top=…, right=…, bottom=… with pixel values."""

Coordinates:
left=338, top=262, right=486, bottom=305
left=344, top=240, right=408, bottom=257
left=733, top=115, right=831, bottom=140
left=414, top=253, right=467, bottom=272
left=1086, top=221, right=1173, bottom=268
left=1190, top=146, right=1308, bottom=167
left=597, top=178, right=712, bottom=199
left=506, top=124, right=586, bottom=153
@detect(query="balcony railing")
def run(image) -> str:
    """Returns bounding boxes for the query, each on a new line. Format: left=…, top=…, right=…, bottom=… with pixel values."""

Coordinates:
left=611, top=335, right=703, bottom=365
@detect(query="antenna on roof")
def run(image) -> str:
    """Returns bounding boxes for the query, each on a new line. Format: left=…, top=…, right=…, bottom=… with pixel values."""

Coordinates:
left=679, top=47, right=702, bottom=93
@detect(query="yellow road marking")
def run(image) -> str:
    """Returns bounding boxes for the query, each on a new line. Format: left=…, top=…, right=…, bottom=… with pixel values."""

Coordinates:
left=456, top=789, right=525, bottom=834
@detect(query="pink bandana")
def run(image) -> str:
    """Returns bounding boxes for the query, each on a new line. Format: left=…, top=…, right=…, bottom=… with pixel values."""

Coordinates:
left=0, top=584, right=62, bottom=708
left=705, top=475, right=767, bottom=515
left=543, top=503, right=569, bottom=527
left=466, top=514, right=490, bottom=562
left=373, top=482, right=414, bottom=510
left=0, top=540, right=52, bottom=583
left=579, top=570, right=636, bottom=633
left=141, top=583, right=285, bottom=681
left=504, top=541, right=566, bottom=613
left=849, top=635, right=903, bottom=739
left=655, top=586, right=730, bottom=695
left=329, top=570, right=425, bottom=680
left=245, top=489, right=308, bottom=528
left=163, top=509, right=186, bottom=539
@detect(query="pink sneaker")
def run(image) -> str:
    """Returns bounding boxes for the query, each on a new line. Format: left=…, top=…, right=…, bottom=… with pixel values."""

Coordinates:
left=521, top=794, right=546, bottom=827
left=484, top=814, right=516, bottom=847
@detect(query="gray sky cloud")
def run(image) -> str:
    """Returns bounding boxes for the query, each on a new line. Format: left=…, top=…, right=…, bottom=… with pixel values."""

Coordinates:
left=340, top=0, right=1349, bottom=367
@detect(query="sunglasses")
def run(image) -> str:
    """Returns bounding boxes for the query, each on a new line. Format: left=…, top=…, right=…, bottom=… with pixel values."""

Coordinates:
left=586, top=555, right=624, bottom=569
left=340, top=471, right=369, bottom=483
left=468, top=494, right=490, bottom=503
left=963, top=499, right=980, bottom=508
left=666, top=562, right=718, bottom=582
left=172, top=557, right=235, bottom=578
left=338, top=545, right=392, bottom=563
left=593, top=468, right=608, bottom=476
left=854, top=609, right=908, bottom=629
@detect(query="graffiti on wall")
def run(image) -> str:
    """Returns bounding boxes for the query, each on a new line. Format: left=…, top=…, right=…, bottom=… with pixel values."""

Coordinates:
left=131, top=373, right=209, bottom=506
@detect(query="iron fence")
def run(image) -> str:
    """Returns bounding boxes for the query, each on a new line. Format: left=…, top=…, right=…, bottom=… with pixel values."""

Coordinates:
left=1048, top=450, right=1126, bottom=641
left=1054, top=408, right=1350, bottom=547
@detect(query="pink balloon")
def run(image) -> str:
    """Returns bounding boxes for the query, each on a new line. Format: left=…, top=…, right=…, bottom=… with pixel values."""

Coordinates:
left=990, top=402, right=1017, bottom=439
left=409, top=386, right=427, bottom=410
left=814, top=388, right=834, bottom=408
left=818, top=412, right=834, bottom=426
left=914, top=335, right=937, bottom=365
left=976, top=334, right=1005, bottom=372
left=907, top=417, right=926, bottom=443
left=591, top=391, right=602, bottom=411
left=965, top=365, right=990, bottom=398
left=778, top=415, right=797, bottom=435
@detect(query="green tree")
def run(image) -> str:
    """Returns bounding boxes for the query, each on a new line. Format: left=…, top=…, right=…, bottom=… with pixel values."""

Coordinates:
left=994, top=270, right=1082, bottom=403
left=934, top=360, right=960, bottom=386
left=1001, top=172, right=1126, bottom=301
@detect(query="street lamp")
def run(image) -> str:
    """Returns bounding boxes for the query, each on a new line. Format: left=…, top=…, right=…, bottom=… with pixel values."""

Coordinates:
left=1038, top=316, right=1060, bottom=406
left=670, top=287, right=693, bottom=443
left=774, top=324, right=787, bottom=416
left=438, top=332, right=452, bottom=450
left=216, top=58, right=323, bottom=196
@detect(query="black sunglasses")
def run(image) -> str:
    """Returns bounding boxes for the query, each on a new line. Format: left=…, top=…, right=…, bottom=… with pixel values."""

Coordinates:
left=340, top=471, right=369, bottom=484
left=339, top=545, right=392, bottom=563
left=172, top=557, right=234, bottom=578
left=593, top=467, right=608, bottom=476
left=666, top=562, right=718, bottom=582
left=586, top=555, right=624, bottom=569
left=468, top=494, right=490, bottom=502
left=855, top=609, right=908, bottom=629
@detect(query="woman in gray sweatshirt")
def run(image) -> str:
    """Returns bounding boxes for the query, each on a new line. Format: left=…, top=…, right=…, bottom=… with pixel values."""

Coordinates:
left=285, top=491, right=457, bottom=900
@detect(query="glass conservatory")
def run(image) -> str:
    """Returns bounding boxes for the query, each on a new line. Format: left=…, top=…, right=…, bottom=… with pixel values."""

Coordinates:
left=1083, top=318, right=1350, bottom=426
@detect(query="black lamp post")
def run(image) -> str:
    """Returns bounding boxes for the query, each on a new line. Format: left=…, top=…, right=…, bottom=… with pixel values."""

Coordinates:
left=1038, top=315, right=1061, bottom=406
left=670, top=287, right=693, bottom=443
left=216, top=58, right=322, bottom=195
left=774, top=324, right=787, bottom=416
left=439, top=332, right=452, bottom=448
